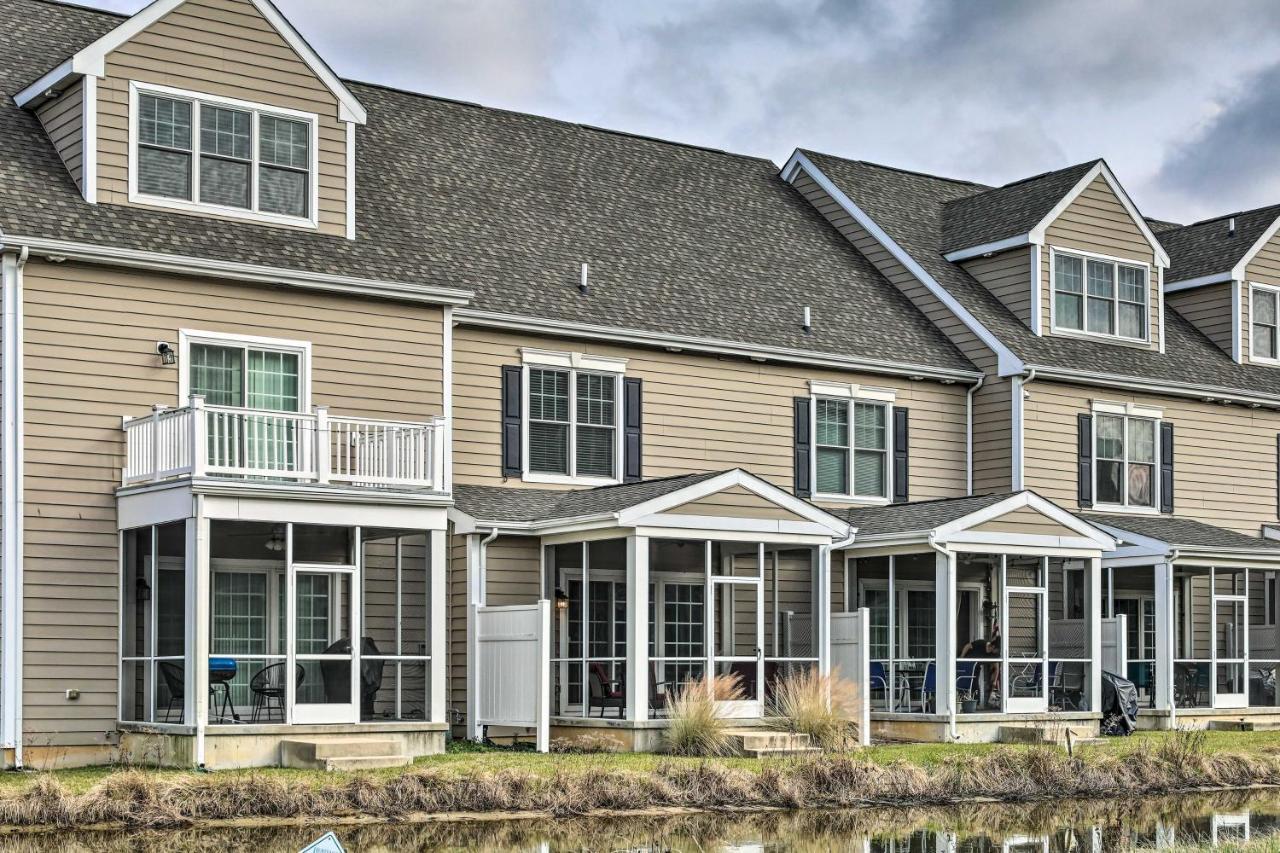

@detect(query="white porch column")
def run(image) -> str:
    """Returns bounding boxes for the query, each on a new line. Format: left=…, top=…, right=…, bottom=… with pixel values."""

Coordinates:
left=934, top=549, right=956, bottom=721
left=817, top=545, right=832, bottom=676
left=465, top=533, right=483, bottom=741
left=192, top=505, right=211, bottom=768
left=626, top=535, right=650, bottom=721
left=1088, top=556, right=1102, bottom=712
left=1154, top=560, right=1175, bottom=713
left=428, top=529, right=447, bottom=725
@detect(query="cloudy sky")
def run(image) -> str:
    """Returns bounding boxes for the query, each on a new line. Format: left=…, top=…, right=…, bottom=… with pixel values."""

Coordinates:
left=79, top=0, right=1280, bottom=224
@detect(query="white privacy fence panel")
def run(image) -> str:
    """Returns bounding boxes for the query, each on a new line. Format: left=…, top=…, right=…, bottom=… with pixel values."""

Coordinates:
left=475, top=601, right=550, bottom=752
left=1102, top=614, right=1127, bottom=676
left=830, top=608, right=871, bottom=747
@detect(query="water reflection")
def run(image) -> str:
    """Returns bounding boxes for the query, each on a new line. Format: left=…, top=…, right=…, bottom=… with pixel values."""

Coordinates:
left=11, top=789, right=1280, bottom=851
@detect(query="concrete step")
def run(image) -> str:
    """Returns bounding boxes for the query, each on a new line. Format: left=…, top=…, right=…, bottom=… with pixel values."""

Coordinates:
left=323, top=754, right=412, bottom=772
left=998, top=726, right=1095, bottom=746
left=1209, top=719, right=1280, bottom=732
left=745, top=746, right=824, bottom=759
left=281, top=738, right=407, bottom=771
left=725, top=729, right=817, bottom=756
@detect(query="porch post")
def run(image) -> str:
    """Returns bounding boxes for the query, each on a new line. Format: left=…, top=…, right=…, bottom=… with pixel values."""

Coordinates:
left=934, top=549, right=956, bottom=722
left=429, top=529, right=447, bottom=725
left=465, top=534, right=482, bottom=741
left=817, top=545, right=832, bottom=676
left=626, top=535, right=650, bottom=721
left=1154, top=560, right=1175, bottom=714
left=192, top=504, right=211, bottom=768
left=1088, top=556, right=1102, bottom=712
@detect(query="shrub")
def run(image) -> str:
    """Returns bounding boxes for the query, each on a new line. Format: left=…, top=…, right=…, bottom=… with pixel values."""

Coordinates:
left=768, top=668, right=861, bottom=750
left=663, top=673, right=744, bottom=756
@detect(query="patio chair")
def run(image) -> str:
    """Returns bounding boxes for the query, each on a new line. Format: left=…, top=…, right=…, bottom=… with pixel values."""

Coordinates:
left=1010, top=662, right=1042, bottom=697
left=955, top=660, right=979, bottom=706
left=588, top=666, right=625, bottom=717
left=158, top=661, right=185, bottom=723
left=918, top=661, right=936, bottom=713
left=250, top=662, right=304, bottom=722
left=869, top=662, right=890, bottom=710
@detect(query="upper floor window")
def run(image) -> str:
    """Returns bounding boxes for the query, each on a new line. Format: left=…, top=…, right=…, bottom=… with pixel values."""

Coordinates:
left=180, top=331, right=310, bottom=413
left=1053, top=250, right=1148, bottom=342
left=1252, top=284, right=1280, bottom=363
left=132, top=84, right=316, bottom=225
left=1094, top=412, right=1157, bottom=510
left=526, top=363, right=621, bottom=483
left=813, top=389, right=890, bottom=501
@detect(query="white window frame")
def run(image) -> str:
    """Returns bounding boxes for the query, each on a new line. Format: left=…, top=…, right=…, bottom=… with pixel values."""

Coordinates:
left=1249, top=283, right=1280, bottom=365
left=1050, top=247, right=1151, bottom=344
left=128, top=81, right=320, bottom=229
left=178, top=329, right=312, bottom=412
left=1091, top=401, right=1162, bottom=514
left=521, top=348, right=626, bottom=486
left=809, top=380, right=895, bottom=505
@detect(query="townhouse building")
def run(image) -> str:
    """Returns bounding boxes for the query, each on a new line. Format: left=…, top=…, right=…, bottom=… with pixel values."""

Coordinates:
left=0, top=0, right=1275, bottom=767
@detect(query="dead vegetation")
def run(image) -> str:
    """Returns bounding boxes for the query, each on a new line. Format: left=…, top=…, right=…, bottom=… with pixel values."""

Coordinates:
left=0, top=732, right=1276, bottom=831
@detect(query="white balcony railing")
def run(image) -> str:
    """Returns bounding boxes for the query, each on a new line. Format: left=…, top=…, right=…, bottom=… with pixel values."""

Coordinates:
left=122, top=396, right=447, bottom=491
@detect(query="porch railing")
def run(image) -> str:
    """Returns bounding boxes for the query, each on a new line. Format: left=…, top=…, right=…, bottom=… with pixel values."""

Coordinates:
left=122, top=396, right=447, bottom=491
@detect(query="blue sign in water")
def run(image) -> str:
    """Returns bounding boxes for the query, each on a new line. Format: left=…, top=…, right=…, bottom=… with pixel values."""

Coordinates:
left=299, top=831, right=345, bottom=853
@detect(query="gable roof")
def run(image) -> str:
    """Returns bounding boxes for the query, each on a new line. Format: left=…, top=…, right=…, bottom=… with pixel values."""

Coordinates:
left=1084, top=513, right=1280, bottom=553
left=940, top=161, right=1097, bottom=254
left=0, top=0, right=976, bottom=379
left=840, top=492, right=1016, bottom=537
left=795, top=151, right=1280, bottom=401
left=1162, top=204, right=1280, bottom=285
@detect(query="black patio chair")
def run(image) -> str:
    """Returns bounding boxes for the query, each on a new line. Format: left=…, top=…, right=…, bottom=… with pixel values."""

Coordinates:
left=250, top=662, right=304, bottom=722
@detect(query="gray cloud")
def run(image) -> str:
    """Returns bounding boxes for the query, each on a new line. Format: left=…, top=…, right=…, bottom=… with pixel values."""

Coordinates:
left=61, top=0, right=1280, bottom=222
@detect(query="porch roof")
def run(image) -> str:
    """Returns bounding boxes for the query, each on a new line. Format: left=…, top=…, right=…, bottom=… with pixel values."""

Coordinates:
left=1083, top=514, right=1280, bottom=554
left=453, top=472, right=725, bottom=524
left=838, top=492, right=1017, bottom=536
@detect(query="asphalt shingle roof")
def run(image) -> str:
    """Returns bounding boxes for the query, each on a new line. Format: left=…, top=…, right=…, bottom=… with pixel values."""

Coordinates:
left=801, top=151, right=1280, bottom=399
left=0, top=0, right=975, bottom=376
left=1160, top=205, right=1280, bottom=284
left=1082, top=514, right=1280, bottom=552
left=840, top=492, right=1017, bottom=537
left=452, top=471, right=725, bottom=524
left=940, top=161, right=1098, bottom=254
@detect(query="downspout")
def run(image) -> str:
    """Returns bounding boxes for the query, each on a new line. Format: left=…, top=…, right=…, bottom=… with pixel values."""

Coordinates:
left=928, top=534, right=960, bottom=741
left=1012, top=368, right=1037, bottom=492
left=468, top=527, right=500, bottom=741
left=965, top=375, right=985, bottom=495
left=1, top=243, right=26, bottom=769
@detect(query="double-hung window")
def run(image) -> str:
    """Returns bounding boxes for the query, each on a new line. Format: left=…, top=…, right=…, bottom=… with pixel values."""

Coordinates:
left=134, top=85, right=315, bottom=223
left=1053, top=250, right=1148, bottom=341
left=1252, top=284, right=1280, bottom=362
left=813, top=391, right=890, bottom=500
left=1095, top=413, right=1157, bottom=509
left=527, top=365, right=620, bottom=481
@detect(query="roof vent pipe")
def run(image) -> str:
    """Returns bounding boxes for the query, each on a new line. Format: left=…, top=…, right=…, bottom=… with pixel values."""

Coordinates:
left=1228, top=217, right=1236, bottom=238
left=802, top=306, right=812, bottom=335
left=579, top=262, right=589, bottom=294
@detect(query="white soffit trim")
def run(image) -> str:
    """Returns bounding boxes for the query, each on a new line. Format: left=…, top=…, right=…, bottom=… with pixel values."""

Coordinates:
left=1028, top=161, right=1170, bottom=268
left=13, top=60, right=74, bottom=109
left=1232, top=211, right=1280, bottom=281
left=1091, top=399, right=1163, bottom=419
left=1232, top=280, right=1243, bottom=363
left=942, top=233, right=1031, bottom=262
left=18, top=0, right=366, bottom=124
left=1026, top=363, right=1280, bottom=410
left=1030, top=244, right=1042, bottom=336
left=780, top=150, right=1024, bottom=376
left=1165, top=273, right=1233, bottom=292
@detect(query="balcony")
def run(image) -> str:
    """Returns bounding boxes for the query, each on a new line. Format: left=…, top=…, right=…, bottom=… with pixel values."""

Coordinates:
left=122, top=396, right=447, bottom=492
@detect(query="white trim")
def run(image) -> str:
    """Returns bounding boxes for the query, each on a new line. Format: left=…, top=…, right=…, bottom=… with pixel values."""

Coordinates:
left=177, top=329, right=312, bottom=411
left=1165, top=272, right=1234, bottom=291
left=1030, top=243, right=1042, bottom=335
left=930, top=491, right=1116, bottom=549
left=7, top=235, right=472, bottom=306
left=344, top=122, right=356, bottom=241
left=1048, top=246, right=1153, bottom=345
left=442, top=307, right=453, bottom=493
left=635, top=513, right=837, bottom=537
left=454, top=308, right=982, bottom=383
left=520, top=347, right=627, bottom=374
left=128, top=81, right=320, bottom=229
left=942, top=234, right=1031, bottom=263
left=1011, top=375, right=1024, bottom=491
left=26, top=0, right=366, bottom=124
left=13, top=60, right=75, bottom=109
left=81, top=76, right=97, bottom=205
left=780, top=150, right=1024, bottom=376
left=1158, top=265, right=1166, bottom=354
left=807, top=380, right=896, bottom=403
left=1233, top=280, right=1243, bottom=363
left=1, top=249, right=25, bottom=763
left=1091, top=399, right=1163, bottom=419
left=1027, top=161, right=1170, bottom=268
left=810, top=392, right=893, bottom=503
left=1248, top=282, right=1280, bottom=366
left=521, top=362, right=624, bottom=486
left=1090, top=410, right=1161, bottom=513
left=1025, top=363, right=1280, bottom=410
left=1232, top=212, right=1280, bottom=281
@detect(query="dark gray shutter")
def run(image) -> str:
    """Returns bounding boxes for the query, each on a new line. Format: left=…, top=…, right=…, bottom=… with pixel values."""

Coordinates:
left=623, top=377, right=643, bottom=483
left=793, top=397, right=811, bottom=498
left=500, top=365, right=522, bottom=477
left=1159, top=421, right=1174, bottom=514
left=892, top=407, right=909, bottom=504
left=1077, top=413, right=1093, bottom=507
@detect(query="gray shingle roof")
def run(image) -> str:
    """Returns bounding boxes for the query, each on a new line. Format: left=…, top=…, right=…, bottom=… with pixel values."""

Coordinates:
left=940, top=161, right=1098, bottom=254
left=839, top=492, right=1017, bottom=537
left=801, top=151, right=1280, bottom=400
left=1161, top=205, right=1280, bottom=284
left=1082, top=514, right=1280, bottom=552
left=452, top=471, right=725, bottom=524
left=0, top=0, right=975, bottom=377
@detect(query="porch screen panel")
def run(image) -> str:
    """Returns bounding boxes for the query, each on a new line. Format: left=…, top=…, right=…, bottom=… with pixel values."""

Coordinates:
left=1048, top=558, right=1090, bottom=712
left=765, top=548, right=818, bottom=686
left=361, top=531, right=431, bottom=722
left=852, top=556, right=891, bottom=711
left=891, top=553, right=935, bottom=714
left=550, top=539, right=630, bottom=719
left=1111, top=565, right=1157, bottom=707
left=1173, top=566, right=1212, bottom=708
left=956, top=554, right=1001, bottom=713
left=1216, top=567, right=1248, bottom=701
left=121, top=522, right=190, bottom=725
left=1250, top=569, right=1280, bottom=707
left=1006, top=555, right=1045, bottom=704
left=120, top=528, right=153, bottom=723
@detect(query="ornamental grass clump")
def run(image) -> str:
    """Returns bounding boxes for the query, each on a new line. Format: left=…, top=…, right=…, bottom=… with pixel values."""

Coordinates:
left=663, top=673, right=744, bottom=756
left=768, top=668, right=862, bottom=750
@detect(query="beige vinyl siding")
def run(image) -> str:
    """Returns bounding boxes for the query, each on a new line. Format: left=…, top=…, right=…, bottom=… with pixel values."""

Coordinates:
left=970, top=507, right=1077, bottom=537
left=95, top=0, right=349, bottom=236
left=1022, top=378, right=1280, bottom=534
left=1245, top=233, right=1280, bottom=365
left=1042, top=176, right=1160, bottom=350
left=453, top=326, right=970, bottom=504
left=961, top=248, right=1034, bottom=330
left=35, top=79, right=84, bottom=193
left=672, top=486, right=805, bottom=521
left=789, top=167, right=1012, bottom=492
left=1167, top=282, right=1235, bottom=359
left=21, top=259, right=445, bottom=746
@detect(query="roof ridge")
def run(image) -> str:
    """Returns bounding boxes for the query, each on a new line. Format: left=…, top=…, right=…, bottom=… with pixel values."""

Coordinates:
left=579, top=469, right=726, bottom=495
left=801, top=150, right=989, bottom=190
left=35, top=0, right=125, bottom=21
left=1180, top=202, right=1280, bottom=230
left=992, top=158, right=1099, bottom=191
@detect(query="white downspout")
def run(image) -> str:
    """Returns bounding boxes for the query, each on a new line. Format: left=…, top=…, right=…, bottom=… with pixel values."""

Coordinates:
left=467, top=527, right=500, bottom=742
left=966, top=375, right=985, bottom=495
left=1012, top=368, right=1036, bottom=492
left=1, top=244, right=26, bottom=769
left=1166, top=549, right=1180, bottom=731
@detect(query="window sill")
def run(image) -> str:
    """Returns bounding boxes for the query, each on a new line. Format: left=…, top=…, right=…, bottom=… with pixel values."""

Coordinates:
left=523, top=472, right=621, bottom=487
left=128, top=191, right=318, bottom=230
left=1249, top=353, right=1280, bottom=367
left=813, top=494, right=892, bottom=506
left=1089, top=503, right=1160, bottom=516
left=1050, top=327, right=1153, bottom=350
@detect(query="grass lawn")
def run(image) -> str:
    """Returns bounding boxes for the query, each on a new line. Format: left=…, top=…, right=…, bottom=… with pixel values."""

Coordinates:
left=5, top=728, right=1280, bottom=796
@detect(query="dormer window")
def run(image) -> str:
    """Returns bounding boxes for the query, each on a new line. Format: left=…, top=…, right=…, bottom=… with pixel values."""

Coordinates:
left=1052, top=250, right=1148, bottom=342
left=1252, top=284, right=1280, bottom=363
left=130, top=83, right=317, bottom=226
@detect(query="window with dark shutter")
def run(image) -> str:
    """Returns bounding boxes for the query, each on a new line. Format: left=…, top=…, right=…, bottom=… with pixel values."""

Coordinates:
left=1159, top=422, right=1174, bottom=514
left=623, top=378, right=643, bottom=483
left=500, top=365, right=522, bottom=477
left=793, top=398, right=812, bottom=498
left=892, top=407, right=909, bottom=503
left=1077, top=413, right=1093, bottom=507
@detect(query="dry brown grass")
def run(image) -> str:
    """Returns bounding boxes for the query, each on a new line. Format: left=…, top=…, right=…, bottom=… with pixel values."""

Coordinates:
left=0, top=731, right=1276, bottom=831
left=768, top=669, right=862, bottom=750
left=663, top=672, right=744, bottom=757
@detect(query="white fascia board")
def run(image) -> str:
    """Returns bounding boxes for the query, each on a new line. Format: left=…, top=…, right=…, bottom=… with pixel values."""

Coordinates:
left=1086, top=522, right=1169, bottom=556
left=9, top=235, right=472, bottom=306
left=1165, top=273, right=1233, bottom=292
left=632, top=512, right=837, bottom=537
left=13, top=60, right=75, bottom=108
left=943, top=531, right=1108, bottom=551
left=1232, top=212, right=1280, bottom=281
left=453, top=308, right=984, bottom=384
left=930, top=490, right=1114, bottom=549
left=942, top=233, right=1031, bottom=262
left=780, top=150, right=1024, bottom=377
left=1028, top=161, right=1170, bottom=268
left=1025, top=363, right=1280, bottom=410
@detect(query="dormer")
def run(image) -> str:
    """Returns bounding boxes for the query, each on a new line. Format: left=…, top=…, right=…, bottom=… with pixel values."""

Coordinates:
left=15, top=0, right=365, bottom=239
left=1163, top=206, right=1280, bottom=366
left=942, top=161, right=1170, bottom=352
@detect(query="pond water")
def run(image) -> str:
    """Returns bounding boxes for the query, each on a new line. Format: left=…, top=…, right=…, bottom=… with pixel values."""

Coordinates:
left=11, top=788, right=1280, bottom=852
